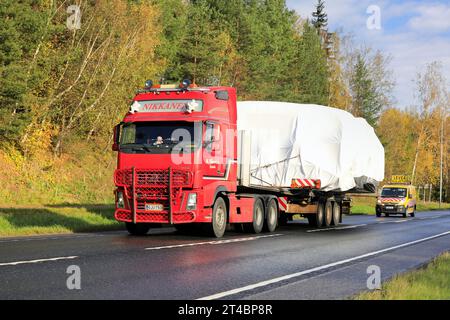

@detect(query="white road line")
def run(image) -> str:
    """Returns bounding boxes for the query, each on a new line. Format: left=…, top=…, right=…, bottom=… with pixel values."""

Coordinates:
left=0, top=234, right=105, bottom=244
left=395, top=220, right=411, bottom=223
left=197, top=230, right=450, bottom=300
left=0, top=256, right=78, bottom=267
left=307, top=224, right=367, bottom=233
left=145, top=234, right=283, bottom=251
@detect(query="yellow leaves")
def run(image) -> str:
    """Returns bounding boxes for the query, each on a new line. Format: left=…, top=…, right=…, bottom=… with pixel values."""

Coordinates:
left=20, top=120, right=58, bottom=160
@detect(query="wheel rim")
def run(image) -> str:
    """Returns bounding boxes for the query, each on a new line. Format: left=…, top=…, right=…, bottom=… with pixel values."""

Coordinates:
left=316, top=204, right=325, bottom=227
left=256, top=205, right=263, bottom=226
left=268, top=205, right=277, bottom=226
left=325, top=202, right=332, bottom=226
left=215, top=204, right=226, bottom=230
left=333, top=204, right=340, bottom=225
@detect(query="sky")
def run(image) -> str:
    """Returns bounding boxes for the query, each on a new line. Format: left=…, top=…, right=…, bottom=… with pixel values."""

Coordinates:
left=286, top=0, right=450, bottom=109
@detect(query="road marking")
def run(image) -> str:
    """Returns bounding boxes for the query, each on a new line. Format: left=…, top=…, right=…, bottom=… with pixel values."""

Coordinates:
left=197, top=230, right=450, bottom=300
left=0, top=256, right=78, bottom=267
left=145, top=234, right=283, bottom=251
left=306, top=224, right=367, bottom=233
left=0, top=234, right=105, bottom=244
left=395, top=220, right=411, bottom=223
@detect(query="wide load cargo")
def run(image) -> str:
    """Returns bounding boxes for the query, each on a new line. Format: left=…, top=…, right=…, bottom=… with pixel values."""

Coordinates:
left=237, top=102, right=385, bottom=192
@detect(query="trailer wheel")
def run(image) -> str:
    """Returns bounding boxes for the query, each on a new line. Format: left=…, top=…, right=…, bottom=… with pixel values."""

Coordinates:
left=208, top=197, right=227, bottom=238
left=264, top=199, right=278, bottom=233
left=332, top=202, right=341, bottom=226
left=244, top=198, right=264, bottom=234
left=324, top=200, right=333, bottom=227
left=308, top=202, right=325, bottom=228
left=125, top=223, right=151, bottom=236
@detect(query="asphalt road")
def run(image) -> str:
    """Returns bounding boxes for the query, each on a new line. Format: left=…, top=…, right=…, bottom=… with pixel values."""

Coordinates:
left=0, top=210, right=449, bottom=300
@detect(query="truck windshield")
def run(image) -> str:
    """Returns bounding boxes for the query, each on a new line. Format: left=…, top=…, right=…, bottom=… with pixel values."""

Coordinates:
left=381, top=188, right=407, bottom=198
left=119, top=121, right=200, bottom=154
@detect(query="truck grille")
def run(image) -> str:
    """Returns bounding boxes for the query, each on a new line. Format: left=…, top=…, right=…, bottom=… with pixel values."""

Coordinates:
left=115, top=168, right=192, bottom=187
left=114, top=168, right=193, bottom=223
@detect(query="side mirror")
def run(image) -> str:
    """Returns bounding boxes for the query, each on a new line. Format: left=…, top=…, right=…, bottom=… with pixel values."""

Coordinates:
left=112, top=125, right=120, bottom=151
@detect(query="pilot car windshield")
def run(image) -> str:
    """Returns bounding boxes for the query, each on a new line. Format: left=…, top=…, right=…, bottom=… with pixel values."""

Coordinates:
left=381, top=188, right=407, bottom=198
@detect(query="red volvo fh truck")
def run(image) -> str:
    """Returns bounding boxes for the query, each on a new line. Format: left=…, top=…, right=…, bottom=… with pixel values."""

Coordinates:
left=112, top=81, right=372, bottom=237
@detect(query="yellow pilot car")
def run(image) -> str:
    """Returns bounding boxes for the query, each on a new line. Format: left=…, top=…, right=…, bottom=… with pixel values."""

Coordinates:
left=376, top=184, right=417, bottom=218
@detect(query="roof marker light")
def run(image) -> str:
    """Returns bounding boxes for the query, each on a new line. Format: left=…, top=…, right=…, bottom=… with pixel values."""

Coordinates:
left=144, top=80, right=153, bottom=89
left=181, top=79, right=191, bottom=89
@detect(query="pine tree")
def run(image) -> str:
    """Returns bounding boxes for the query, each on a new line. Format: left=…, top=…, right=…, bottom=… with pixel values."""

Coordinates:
left=291, top=21, right=330, bottom=105
left=350, top=54, right=381, bottom=126
left=312, top=0, right=328, bottom=30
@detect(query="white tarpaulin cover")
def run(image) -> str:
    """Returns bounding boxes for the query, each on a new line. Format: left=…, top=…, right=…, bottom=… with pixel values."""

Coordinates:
left=237, top=101, right=385, bottom=192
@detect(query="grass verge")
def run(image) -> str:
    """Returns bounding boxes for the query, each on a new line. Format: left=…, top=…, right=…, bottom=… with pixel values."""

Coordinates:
left=356, top=252, right=450, bottom=300
left=0, top=204, right=122, bottom=237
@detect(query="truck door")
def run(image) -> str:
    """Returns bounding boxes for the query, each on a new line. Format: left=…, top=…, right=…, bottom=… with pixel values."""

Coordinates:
left=203, top=122, right=227, bottom=180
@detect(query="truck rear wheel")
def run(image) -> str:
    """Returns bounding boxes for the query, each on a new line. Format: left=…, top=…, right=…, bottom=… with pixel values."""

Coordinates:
left=332, top=202, right=341, bottom=226
left=126, top=223, right=151, bottom=236
left=264, top=199, right=278, bottom=233
left=244, top=198, right=264, bottom=234
left=324, top=200, right=333, bottom=227
left=208, top=197, right=227, bottom=238
left=308, top=202, right=325, bottom=228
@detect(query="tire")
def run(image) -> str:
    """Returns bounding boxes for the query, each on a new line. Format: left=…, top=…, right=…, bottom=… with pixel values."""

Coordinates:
left=385, top=213, right=390, bottom=217
left=410, top=206, right=416, bottom=218
left=244, top=198, right=264, bottom=234
left=309, top=202, right=325, bottom=228
left=402, top=211, right=407, bottom=218
left=376, top=212, right=382, bottom=217
left=208, top=197, right=227, bottom=238
left=126, top=223, right=151, bottom=236
left=324, top=200, right=333, bottom=227
left=332, top=202, right=341, bottom=226
left=264, top=199, right=278, bottom=233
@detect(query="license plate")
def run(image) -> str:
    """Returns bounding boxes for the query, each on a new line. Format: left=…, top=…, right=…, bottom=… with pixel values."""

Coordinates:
left=385, top=206, right=394, bottom=210
left=145, top=203, right=164, bottom=212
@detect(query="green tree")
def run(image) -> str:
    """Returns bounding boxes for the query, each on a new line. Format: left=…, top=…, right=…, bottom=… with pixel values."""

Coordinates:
left=350, top=53, right=380, bottom=125
left=312, top=0, right=328, bottom=30
left=0, top=0, right=49, bottom=146
left=291, top=21, right=329, bottom=105
left=153, top=0, right=188, bottom=82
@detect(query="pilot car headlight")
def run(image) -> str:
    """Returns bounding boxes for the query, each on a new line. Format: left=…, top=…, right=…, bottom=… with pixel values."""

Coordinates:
left=186, top=193, right=197, bottom=210
left=117, top=191, right=125, bottom=208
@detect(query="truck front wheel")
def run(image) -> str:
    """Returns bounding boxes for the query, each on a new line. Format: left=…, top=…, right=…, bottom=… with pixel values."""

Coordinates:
left=126, top=223, right=151, bottom=236
left=208, top=197, right=227, bottom=238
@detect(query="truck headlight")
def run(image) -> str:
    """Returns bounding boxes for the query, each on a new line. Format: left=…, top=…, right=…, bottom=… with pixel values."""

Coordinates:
left=117, top=191, right=125, bottom=208
left=377, top=199, right=382, bottom=205
left=186, top=193, right=197, bottom=210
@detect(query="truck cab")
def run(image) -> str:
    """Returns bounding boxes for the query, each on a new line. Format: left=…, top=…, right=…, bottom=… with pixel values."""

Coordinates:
left=112, top=81, right=247, bottom=237
left=376, top=184, right=417, bottom=218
